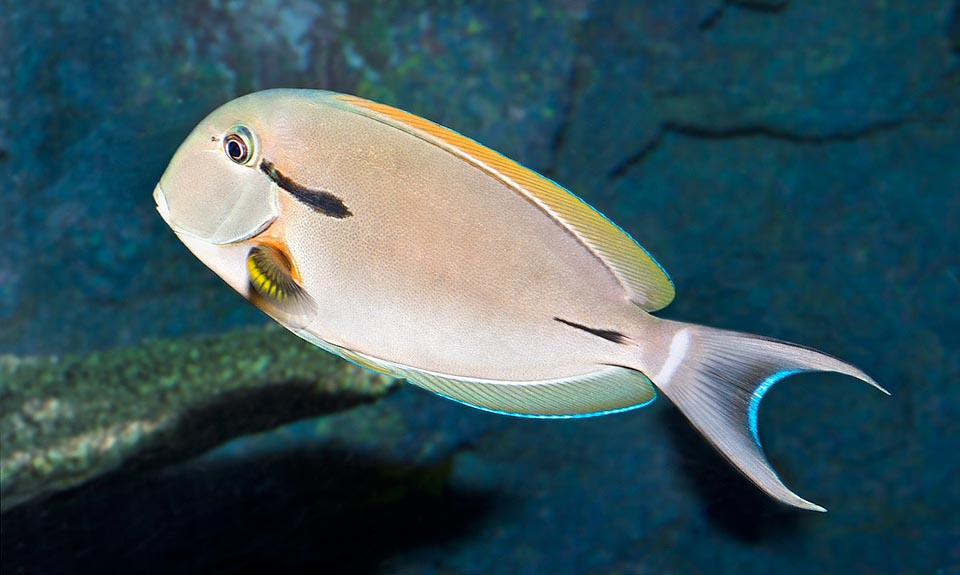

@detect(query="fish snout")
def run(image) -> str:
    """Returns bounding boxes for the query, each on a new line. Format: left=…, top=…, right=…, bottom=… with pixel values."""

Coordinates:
left=153, top=183, right=172, bottom=224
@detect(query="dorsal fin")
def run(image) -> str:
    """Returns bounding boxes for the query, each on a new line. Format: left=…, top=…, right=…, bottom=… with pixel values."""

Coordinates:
left=329, top=93, right=675, bottom=312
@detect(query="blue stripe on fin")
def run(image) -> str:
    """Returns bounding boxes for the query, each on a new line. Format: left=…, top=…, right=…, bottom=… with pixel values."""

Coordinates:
left=404, top=365, right=657, bottom=418
left=309, top=337, right=658, bottom=418
left=428, top=388, right=657, bottom=419
left=748, top=369, right=802, bottom=446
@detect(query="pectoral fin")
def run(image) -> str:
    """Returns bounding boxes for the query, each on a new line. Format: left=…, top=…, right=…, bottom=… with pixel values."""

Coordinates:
left=247, top=242, right=315, bottom=317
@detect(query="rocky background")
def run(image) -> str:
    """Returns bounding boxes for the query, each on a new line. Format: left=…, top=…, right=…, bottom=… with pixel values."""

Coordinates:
left=3, top=1, right=958, bottom=574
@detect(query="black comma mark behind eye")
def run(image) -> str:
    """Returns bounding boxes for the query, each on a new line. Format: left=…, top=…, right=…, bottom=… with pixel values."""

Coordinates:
left=223, top=126, right=254, bottom=165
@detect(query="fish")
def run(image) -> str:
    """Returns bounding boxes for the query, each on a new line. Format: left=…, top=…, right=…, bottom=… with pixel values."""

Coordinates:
left=153, top=89, right=887, bottom=511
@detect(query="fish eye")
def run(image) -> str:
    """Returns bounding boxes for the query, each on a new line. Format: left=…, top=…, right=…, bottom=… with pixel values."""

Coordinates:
left=223, top=126, right=255, bottom=165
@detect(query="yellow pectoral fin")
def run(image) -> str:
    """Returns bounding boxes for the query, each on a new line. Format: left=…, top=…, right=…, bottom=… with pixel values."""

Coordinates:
left=246, top=242, right=316, bottom=317
left=330, top=93, right=675, bottom=312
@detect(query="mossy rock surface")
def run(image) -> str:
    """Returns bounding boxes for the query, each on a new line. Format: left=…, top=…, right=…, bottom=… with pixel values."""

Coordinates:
left=0, top=326, right=397, bottom=512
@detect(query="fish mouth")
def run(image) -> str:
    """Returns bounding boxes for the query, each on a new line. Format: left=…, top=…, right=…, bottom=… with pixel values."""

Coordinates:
left=153, top=183, right=172, bottom=224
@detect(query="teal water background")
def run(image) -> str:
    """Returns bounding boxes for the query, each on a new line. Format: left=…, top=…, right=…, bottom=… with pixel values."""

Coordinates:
left=3, top=2, right=958, bottom=573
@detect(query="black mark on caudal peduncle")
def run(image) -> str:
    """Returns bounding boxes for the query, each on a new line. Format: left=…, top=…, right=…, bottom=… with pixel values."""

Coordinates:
left=260, top=160, right=352, bottom=219
left=554, top=317, right=630, bottom=344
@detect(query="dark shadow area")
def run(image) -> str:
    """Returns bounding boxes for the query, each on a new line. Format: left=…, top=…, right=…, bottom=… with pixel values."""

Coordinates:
left=128, top=378, right=395, bottom=471
left=1, top=444, right=498, bottom=575
left=659, top=407, right=804, bottom=542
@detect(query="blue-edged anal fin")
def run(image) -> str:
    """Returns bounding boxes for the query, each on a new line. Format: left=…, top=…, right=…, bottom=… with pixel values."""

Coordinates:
left=647, top=320, right=888, bottom=512
left=325, top=343, right=658, bottom=419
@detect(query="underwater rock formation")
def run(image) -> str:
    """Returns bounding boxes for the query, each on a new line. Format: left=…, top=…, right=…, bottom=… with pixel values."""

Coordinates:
left=3, top=1, right=957, bottom=572
left=554, top=1, right=955, bottom=191
left=0, top=326, right=397, bottom=512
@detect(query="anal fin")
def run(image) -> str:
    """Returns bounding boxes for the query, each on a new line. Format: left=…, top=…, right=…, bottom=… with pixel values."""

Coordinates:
left=327, top=344, right=658, bottom=419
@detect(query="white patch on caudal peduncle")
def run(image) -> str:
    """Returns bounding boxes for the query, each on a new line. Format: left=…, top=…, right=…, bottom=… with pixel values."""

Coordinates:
left=654, top=328, right=690, bottom=385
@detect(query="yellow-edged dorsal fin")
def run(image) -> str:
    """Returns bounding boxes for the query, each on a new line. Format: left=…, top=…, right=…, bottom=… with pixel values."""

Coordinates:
left=330, top=93, right=675, bottom=311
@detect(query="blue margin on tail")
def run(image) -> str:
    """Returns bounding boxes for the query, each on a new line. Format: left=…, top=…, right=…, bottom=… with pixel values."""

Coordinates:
left=748, top=369, right=802, bottom=445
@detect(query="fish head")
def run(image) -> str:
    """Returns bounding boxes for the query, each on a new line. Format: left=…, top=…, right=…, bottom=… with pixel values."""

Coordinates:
left=154, top=94, right=281, bottom=246
left=154, top=90, right=333, bottom=321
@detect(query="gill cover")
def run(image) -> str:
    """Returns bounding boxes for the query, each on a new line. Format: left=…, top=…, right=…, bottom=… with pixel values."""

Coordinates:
left=157, top=123, right=279, bottom=245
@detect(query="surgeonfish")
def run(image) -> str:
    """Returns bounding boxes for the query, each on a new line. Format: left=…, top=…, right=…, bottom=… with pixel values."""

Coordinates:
left=154, top=89, right=887, bottom=511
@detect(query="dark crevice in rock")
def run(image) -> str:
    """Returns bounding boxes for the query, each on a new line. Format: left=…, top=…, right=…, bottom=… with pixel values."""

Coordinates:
left=701, top=0, right=790, bottom=31
left=664, top=118, right=907, bottom=144
left=608, top=131, right=666, bottom=180
left=699, top=6, right=726, bottom=31
left=609, top=118, right=908, bottom=181
left=727, top=0, right=789, bottom=13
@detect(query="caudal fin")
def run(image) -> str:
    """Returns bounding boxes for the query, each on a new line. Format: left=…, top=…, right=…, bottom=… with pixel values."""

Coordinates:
left=650, top=321, right=888, bottom=512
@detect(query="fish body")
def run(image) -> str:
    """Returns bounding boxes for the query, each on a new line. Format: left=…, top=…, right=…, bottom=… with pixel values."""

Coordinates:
left=154, top=90, right=886, bottom=511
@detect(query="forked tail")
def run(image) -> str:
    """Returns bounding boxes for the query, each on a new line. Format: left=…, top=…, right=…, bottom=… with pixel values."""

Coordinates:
left=648, top=320, right=888, bottom=511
